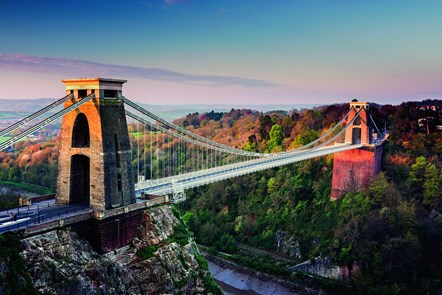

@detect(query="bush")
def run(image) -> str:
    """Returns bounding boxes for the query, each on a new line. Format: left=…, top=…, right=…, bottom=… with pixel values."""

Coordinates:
left=136, top=244, right=160, bottom=260
left=169, top=222, right=191, bottom=246
left=217, top=233, right=237, bottom=253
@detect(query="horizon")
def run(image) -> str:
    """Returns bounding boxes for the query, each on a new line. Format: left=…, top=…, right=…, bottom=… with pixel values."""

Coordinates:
left=1, top=1, right=442, bottom=104
left=0, top=96, right=439, bottom=108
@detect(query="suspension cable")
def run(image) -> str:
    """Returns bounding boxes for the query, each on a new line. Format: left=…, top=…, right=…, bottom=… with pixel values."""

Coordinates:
left=290, top=107, right=354, bottom=152
left=0, top=94, right=95, bottom=152
left=310, top=107, right=364, bottom=150
left=0, top=93, right=74, bottom=138
left=122, top=96, right=264, bottom=157
left=125, top=110, right=242, bottom=155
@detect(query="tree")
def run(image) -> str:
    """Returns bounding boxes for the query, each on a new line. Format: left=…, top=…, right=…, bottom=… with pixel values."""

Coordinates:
left=367, top=172, right=389, bottom=205
left=258, top=114, right=273, bottom=141
left=267, top=124, right=283, bottom=152
left=291, top=129, right=319, bottom=148
left=409, top=156, right=427, bottom=197
left=217, top=233, right=237, bottom=253
left=423, top=163, right=442, bottom=208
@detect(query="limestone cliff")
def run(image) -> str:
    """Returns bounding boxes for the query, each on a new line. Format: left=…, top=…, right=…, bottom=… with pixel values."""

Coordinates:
left=19, top=206, right=221, bottom=294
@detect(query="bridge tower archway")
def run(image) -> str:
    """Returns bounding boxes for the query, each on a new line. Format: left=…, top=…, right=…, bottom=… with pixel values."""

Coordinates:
left=344, top=100, right=371, bottom=145
left=56, top=78, right=135, bottom=210
left=71, top=113, right=90, bottom=147
left=352, top=127, right=361, bottom=144
left=69, top=154, right=90, bottom=204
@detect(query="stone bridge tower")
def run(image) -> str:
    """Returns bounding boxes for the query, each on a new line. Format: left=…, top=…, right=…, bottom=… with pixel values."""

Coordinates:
left=56, top=78, right=135, bottom=210
left=331, top=100, right=383, bottom=199
left=344, top=100, right=371, bottom=145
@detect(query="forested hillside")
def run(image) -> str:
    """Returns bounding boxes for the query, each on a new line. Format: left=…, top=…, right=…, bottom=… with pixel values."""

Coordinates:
left=175, top=100, right=442, bottom=294
left=0, top=100, right=440, bottom=294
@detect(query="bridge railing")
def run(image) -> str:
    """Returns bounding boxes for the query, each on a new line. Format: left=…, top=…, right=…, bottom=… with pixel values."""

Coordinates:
left=0, top=202, right=90, bottom=234
left=136, top=143, right=364, bottom=196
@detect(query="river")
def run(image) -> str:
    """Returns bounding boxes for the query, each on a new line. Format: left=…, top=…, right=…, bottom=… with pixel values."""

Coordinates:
left=208, top=261, right=294, bottom=295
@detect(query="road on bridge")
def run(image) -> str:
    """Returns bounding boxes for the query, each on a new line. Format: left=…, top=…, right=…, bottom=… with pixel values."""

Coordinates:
left=0, top=199, right=89, bottom=234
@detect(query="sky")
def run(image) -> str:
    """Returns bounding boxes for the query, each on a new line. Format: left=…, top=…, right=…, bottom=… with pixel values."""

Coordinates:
left=0, top=0, right=441, bottom=105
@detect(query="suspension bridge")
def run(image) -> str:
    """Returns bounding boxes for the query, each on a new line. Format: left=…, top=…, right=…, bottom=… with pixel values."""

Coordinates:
left=0, top=78, right=385, bottom=249
left=0, top=78, right=384, bottom=202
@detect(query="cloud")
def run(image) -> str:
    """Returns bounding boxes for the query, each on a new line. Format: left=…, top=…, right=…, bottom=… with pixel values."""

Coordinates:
left=0, top=54, right=277, bottom=88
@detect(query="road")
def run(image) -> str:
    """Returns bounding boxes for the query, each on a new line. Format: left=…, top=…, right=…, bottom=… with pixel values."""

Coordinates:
left=0, top=199, right=89, bottom=234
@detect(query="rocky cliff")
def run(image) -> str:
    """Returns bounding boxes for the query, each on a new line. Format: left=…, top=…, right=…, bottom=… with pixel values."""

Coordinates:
left=15, top=205, right=221, bottom=294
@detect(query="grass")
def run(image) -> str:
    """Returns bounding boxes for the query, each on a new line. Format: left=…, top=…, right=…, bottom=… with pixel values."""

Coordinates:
left=130, top=132, right=145, bottom=138
left=130, top=131, right=160, bottom=138
left=0, top=180, right=54, bottom=195
left=0, top=136, right=11, bottom=144
left=0, top=136, right=38, bottom=144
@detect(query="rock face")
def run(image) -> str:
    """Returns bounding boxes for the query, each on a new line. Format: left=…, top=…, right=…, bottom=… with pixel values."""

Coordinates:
left=20, top=206, right=221, bottom=294
left=275, top=230, right=302, bottom=259
left=292, top=257, right=344, bottom=280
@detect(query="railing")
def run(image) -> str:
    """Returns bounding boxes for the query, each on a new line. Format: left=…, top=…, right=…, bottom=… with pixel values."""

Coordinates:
left=136, top=143, right=364, bottom=196
left=0, top=194, right=172, bottom=234
left=0, top=201, right=90, bottom=234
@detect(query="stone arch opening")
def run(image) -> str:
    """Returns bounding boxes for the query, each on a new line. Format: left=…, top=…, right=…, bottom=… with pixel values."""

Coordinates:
left=69, top=154, right=90, bottom=204
left=72, top=113, right=90, bottom=147
left=78, top=89, right=88, bottom=98
left=352, top=127, right=361, bottom=144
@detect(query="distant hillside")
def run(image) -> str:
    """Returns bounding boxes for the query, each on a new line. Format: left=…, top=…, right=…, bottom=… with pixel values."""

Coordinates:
left=0, top=98, right=317, bottom=121
left=0, top=98, right=56, bottom=113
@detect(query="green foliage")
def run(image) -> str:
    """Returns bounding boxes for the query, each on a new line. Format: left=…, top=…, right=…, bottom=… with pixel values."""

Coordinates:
left=291, top=129, right=319, bottom=148
left=217, top=233, right=237, bottom=253
left=201, top=272, right=223, bottom=295
left=0, top=192, right=19, bottom=210
left=267, top=124, right=283, bottom=151
left=136, top=244, right=160, bottom=260
left=0, top=232, right=39, bottom=295
left=171, top=205, right=181, bottom=219
left=367, top=172, right=390, bottom=204
left=423, top=163, right=442, bottom=208
left=226, top=252, right=291, bottom=277
left=169, top=222, right=192, bottom=246
left=267, top=177, right=278, bottom=194
left=194, top=252, right=208, bottom=270
left=1, top=99, right=440, bottom=293
left=175, top=101, right=442, bottom=294
left=0, top=180, right=54, bottom=195
left=338, top=192, right=372, bottom=223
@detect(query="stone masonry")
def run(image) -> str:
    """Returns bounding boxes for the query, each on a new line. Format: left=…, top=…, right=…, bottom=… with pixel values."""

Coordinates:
left=331, top=100, right=383, bottom=199
left=56, top=78, right=135, bottom=210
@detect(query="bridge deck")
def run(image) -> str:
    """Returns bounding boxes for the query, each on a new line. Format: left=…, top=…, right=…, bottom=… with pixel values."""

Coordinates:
left=136, top=143, right=363, bottom=196
left=0, top=196, right=169, bottom=236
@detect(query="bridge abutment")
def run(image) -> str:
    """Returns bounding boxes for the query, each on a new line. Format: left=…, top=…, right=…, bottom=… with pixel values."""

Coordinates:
left=331, top=100, right=383, bottom=199
left=331, top=145, right=382, bottom=199
left=71, top=209, right=144, bottom=253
